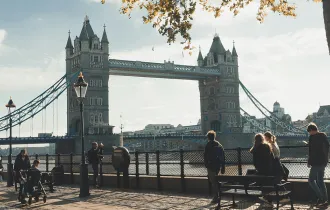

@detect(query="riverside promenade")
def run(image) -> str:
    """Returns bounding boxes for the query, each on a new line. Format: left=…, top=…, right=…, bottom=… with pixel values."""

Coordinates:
left=0, top=183, right=313, bottom=210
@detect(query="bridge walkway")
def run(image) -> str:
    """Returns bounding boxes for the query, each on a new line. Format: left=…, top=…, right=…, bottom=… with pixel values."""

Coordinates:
left=0, top=183, right=311, bottom=209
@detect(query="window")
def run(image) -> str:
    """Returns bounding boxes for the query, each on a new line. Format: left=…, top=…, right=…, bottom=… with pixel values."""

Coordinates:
left=227, top=67, right=234, bottom=77
left=89, top=79, right=102, bottom=87
left=94, top=56, right=99, bottom=62
left=226, top=101, right=235, bottom=109
left=93, top=43, right=98, bottom=49
left=90, top=114, right=95, bottom=124
left=227, top=115, right=237, bottom=127
left=210, top=87, right=215, bottom=95
left=226, top=86, right=235, bottom=94
left=208, top=99, right=216, bottom=110
left=97, top=98, right=103, bottom=105
left=210, top=120, right=221, bottom=132
left=98, top=113, right=103, bottom=123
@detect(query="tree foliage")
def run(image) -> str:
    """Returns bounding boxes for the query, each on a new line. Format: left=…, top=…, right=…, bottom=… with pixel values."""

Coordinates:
left=101, top=0, right=322, bottom=51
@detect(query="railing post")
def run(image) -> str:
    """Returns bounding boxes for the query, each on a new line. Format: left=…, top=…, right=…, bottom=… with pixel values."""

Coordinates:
left=180, top=149, right=185, bottom=192
left=156, top=150, right=161, bottom=191
left=70, top=153, right=74, bottom=184
left=46, top=154, right=49, bottom=172
left=237, top=147, right=242, bottom=176
left=57, top=153, right=60, bottom=166
left=145, top=153, right=149, bottom=175
left=135, top=151, right=139, bottom=189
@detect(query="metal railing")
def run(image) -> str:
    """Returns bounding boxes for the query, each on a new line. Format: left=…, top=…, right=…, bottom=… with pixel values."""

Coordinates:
left=0, top=145, right=324, bottom=189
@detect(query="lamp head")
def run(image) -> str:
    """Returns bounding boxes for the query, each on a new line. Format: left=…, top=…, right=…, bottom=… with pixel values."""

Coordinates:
left=5, top=97, right=16, bottom=108
left=73, top=72, right=88, bottom=98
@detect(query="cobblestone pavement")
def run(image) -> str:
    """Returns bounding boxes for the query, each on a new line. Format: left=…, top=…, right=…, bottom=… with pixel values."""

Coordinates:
left=0, top=183, right=321, bottom=209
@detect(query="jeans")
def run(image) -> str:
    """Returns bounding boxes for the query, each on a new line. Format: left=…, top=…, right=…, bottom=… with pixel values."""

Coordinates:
left=309, top=166, right=328, bottom=202
left=207, top=168, right=220, bottom=198
left=92, top=163, right=99, bottom=186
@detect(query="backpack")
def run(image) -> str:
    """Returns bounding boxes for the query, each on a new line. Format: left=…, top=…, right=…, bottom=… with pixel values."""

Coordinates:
left=208, top=144, right=225, bottom=170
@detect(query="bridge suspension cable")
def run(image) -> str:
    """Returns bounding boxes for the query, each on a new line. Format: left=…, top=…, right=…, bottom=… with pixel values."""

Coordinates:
left=0, top=72, right=79, bottom=132
left=239, top=80, right=306, bottom=135
left=240, top=107, right=277, bottom=135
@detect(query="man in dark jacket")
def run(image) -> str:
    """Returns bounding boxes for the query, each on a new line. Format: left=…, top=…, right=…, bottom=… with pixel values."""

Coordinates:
left=14, top=149, right=31, bottom=172
left=87, top=142, right=103, bottom=187
left=14, top=149, right=30, bottom=203
left=307, top=123, right=329, bottom=207
left=204, top=130, right=225, bottom=204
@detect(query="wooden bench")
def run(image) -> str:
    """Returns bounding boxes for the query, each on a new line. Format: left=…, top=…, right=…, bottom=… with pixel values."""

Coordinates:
left=215, top=175, right=294, bottom=210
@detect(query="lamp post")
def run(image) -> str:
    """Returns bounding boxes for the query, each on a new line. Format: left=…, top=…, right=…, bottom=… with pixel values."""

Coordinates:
left=6, top=97, right=16, bottom=187
left=74, top=72, right=90, bottom=197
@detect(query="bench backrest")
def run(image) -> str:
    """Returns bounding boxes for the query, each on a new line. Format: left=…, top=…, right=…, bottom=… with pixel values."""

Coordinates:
left=216, top=175, right=276, bottom=186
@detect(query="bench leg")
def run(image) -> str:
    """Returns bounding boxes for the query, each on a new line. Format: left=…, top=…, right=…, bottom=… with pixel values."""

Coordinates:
left=216, top=195, right=221, bottom=210
left=232, top=195, right=236, bottom=207
left=289, top=194, right=294, bottom=210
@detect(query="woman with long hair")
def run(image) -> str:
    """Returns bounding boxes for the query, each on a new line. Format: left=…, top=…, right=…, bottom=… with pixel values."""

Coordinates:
left=250, top=133, right=274, bottom=176
left=264, top=131, right=289, bottom=181
left=264, top=131, right=280, bottom=158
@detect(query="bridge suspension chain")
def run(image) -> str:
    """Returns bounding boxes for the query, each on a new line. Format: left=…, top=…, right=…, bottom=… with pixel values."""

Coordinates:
left=0, top=72, right=79, bottom=132
left=239, top=81, right=306, bottom=135
left=240, top=108, right=277, bottom=135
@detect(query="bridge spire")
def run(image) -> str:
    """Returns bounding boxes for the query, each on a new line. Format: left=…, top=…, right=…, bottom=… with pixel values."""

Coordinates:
left=197, top=45, right=203, bottom=66
left=101, top=24, right=109, bottom=43
left=65, top=30, right=73, bottom=49
left=232, top=40, right=238, bottom=57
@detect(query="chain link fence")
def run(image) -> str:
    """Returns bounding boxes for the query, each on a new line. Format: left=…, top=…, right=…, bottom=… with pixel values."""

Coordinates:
left=0, top=145, right=324, bottom=179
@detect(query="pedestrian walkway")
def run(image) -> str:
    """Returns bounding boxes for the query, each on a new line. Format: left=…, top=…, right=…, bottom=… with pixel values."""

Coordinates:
left=0, top=183, right=314, bottom=209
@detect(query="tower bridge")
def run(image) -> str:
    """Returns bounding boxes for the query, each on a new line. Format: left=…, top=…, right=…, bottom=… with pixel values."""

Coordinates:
left=0, top=16, right=315, bottom=152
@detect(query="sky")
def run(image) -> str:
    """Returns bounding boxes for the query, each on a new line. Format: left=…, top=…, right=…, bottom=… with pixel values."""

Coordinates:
left=0, top=0, right=329, bottom=139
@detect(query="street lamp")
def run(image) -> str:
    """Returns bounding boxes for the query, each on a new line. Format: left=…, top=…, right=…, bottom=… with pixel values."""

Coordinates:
left=74, top=72, right=90, bottom=197
left=6, top=97, right=16, bottom=187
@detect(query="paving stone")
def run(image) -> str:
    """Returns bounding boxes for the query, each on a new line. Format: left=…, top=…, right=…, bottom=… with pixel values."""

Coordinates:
left=0, top=182, right=317, bottom=210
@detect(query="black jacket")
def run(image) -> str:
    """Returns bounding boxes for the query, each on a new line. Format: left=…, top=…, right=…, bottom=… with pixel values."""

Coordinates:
left=308, top=132, right=329, bottom=167
left=14, top=154, right=31, bottom=171
left=204, top=140, right=226, bottom=172
left=251, top=144, right=274, bottom=176
left=87, top=148, right=102, bottom=164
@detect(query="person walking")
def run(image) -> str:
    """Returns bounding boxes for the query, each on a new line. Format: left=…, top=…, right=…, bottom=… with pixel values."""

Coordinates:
left=307, top=123, right=329, bottom=207
left=0, top=158, right=3, bottom=182
left=203, top=130, right=225, bottom=204
left=87, top=142, right=103, bottom=187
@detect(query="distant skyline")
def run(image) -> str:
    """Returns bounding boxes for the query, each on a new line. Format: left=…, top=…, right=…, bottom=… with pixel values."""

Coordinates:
left=0, top=0, right=330, bottom=138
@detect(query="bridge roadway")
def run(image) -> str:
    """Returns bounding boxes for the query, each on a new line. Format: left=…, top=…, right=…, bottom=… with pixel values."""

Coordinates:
left=0, top=136, right=75, bottom=145
left=0, top=133, right=310, bottom=145
left=108, top=59, right=221, bottom=80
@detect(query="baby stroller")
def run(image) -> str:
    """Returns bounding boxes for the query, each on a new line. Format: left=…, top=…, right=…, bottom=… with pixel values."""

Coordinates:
left=18, top=168, right=47, bottom=205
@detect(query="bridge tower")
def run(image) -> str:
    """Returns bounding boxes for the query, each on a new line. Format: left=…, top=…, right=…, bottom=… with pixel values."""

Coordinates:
left=198, top=34, right=242, bottom=135
left=64, top=16, right=118, bottom=153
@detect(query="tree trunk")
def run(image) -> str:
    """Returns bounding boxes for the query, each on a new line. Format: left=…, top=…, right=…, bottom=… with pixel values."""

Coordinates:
left=323, top=0, right=330, bottom=54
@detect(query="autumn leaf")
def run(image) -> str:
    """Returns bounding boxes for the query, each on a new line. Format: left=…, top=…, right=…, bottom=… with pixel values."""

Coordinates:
left=100, top=0, right=322, bottom=54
